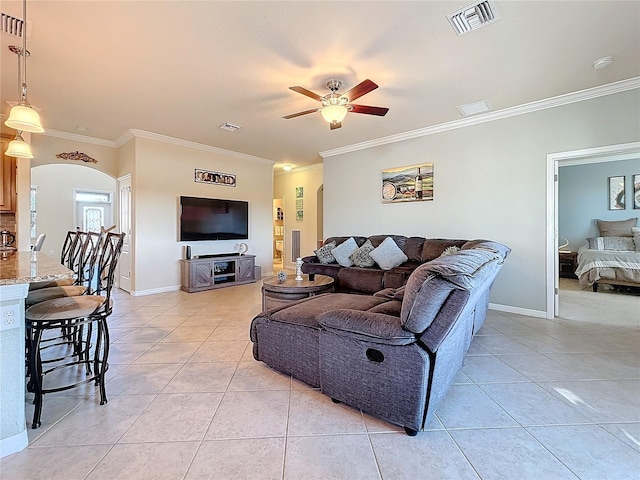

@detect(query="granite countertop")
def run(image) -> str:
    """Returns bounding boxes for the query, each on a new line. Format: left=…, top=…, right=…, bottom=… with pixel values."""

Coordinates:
left=0, top=251, right=74, bottom=286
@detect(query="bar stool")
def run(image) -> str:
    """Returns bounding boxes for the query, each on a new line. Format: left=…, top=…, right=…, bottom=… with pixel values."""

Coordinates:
left=25, top=231, right=125, bottom=428
left=28, top=229, right=81, bottom=292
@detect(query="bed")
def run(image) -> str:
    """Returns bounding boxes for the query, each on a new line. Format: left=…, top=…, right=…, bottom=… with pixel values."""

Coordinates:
left=575, top=246, right=640, bottom=291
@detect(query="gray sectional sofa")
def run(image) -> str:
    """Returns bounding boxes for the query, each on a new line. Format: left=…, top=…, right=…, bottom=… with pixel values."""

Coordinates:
left=250, top=239, right=510, bottom=435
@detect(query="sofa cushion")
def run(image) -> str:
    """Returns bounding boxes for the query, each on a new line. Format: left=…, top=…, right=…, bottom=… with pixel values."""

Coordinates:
left=421, top=239, right=467, bottom=261
left=318, top=309, right=415, bottom=346
left=370, top=237, right=408, bottom=270
left=338, top=267, right=385, bottom=294
left=596, top=218, right=637, bottom=237
left=332, top=237, right=359, bottom=267
left=314, top=241, right=337, bottom=264
left=404, top=237, right=426, bottom=261
left=349, top=239, right=376, bottom=268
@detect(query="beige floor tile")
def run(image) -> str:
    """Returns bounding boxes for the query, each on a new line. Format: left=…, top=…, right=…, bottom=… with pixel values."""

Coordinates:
left=162, top=361, right=237, bottom=393
left=0, top=445, right=112, bottom=480
left=189, top=340, right=249, bottom=362
left=283, top=434, right=380, bottom=480
left=205, top=390, right=289, bottom=439
left=108, top=342, right=155, bottom=365
left=186, top=438, right=285, bottom=480
left=119, top=392, right=223, bottom=443
left=107, top=363, right=183, bottom=395
left=436, top=384, right=518, bottom=429
left=115, top=326, right=175, bottom=344
left=87, top=441, right=199, bottom=480
left=227, top=361, right=291, bottom=392
left=287, top=389, right=367, bottom=436
left=142, top=314, right=191, bottom=327
left=134, top=341, right=202, bottom=364
left=160, top=326, right=216, bottom=343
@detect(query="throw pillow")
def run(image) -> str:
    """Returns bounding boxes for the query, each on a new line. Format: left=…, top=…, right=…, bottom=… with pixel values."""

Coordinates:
left=587, top=236, right=635, bottom=251
left=369, top=237, right=408, bottom=270
left=331, top=237, right=359, bottom=267
left=349, top=239, right=376, bottom=268
left=440, top=245, right=460, bottom=257
left=632, top=227, right=640, bottom=252
left=314, top=241, right=336, bottom=264
left=596, top=218, right=637, bottom=237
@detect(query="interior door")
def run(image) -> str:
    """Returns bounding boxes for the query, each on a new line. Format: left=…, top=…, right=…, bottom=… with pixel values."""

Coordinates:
left=118, top=175, right=132, bottom=292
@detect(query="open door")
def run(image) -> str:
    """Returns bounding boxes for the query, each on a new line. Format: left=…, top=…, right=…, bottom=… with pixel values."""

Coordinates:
left=118, top=175, right=132, bottom=292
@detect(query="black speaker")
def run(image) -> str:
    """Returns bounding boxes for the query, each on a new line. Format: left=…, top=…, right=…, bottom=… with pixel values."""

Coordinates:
left=185, top=245, right=191, bottom=259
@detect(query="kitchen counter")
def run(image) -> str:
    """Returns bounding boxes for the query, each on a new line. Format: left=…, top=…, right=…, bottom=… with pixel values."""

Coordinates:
left=0, top=251, right=74, bottom=457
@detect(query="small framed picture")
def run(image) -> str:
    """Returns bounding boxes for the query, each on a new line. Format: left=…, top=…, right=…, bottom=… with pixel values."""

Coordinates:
left=296, top=186, right=304, bottom=198
left=195, top=168, right=236, bottom=187
left=608, top=176, right=625, bottom=210
left=634, top=174, right=640, bottom=209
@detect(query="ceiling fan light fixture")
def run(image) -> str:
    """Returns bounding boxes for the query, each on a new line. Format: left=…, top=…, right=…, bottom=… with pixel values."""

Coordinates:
left=5, top=102, right=43, bottom=133
left=5, top=131, right=33, bottom=158
left=320, top=104, right=348, bottom=124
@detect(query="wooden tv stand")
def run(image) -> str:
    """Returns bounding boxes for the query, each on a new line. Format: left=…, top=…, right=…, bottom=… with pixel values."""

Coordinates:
left=180, top=254, right=256, bottom=293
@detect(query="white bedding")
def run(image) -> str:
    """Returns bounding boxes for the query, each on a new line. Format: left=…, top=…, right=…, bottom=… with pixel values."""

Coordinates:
left=575, top=246, right=640, bottom=289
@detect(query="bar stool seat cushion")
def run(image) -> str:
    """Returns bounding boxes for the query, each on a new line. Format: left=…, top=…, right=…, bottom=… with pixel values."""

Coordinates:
left=25, top=295, right=110, bottom=322
left=26, top=285, right=86, bottom=307
left=28, top=278, right=75, bottom=291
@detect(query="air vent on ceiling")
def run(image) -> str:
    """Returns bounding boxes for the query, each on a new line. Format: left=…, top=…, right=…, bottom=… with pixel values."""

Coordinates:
left=219, top=122, right=241, bottom=132
left=447, top=0, right=499, bottom=36
left=1, top=12, right=29, bottom=38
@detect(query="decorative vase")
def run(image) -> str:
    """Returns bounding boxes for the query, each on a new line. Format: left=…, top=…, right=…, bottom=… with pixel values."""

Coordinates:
left=277, top=270, right=287, bottom=282
left=295, top=257, right=303, bottom=281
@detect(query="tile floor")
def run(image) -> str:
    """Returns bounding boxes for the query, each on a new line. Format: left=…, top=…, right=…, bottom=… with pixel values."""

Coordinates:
left=1, top=279, right=639, bottom=479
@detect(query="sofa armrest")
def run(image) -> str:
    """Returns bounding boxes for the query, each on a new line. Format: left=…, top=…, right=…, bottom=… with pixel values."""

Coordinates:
left=301, top=255, right=319, bottom=264
left=318, top=309, right=415, bottom=346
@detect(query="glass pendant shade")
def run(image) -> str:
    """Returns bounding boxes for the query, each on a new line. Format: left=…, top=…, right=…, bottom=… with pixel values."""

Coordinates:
left=320, top=105, right=348, bottom=124
left=5, top=132, right=33, bottom=158
left=5, top=104, right=44, bottom=133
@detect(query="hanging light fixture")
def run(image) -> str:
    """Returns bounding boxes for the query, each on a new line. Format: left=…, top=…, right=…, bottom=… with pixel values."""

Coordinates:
left=320, top=80, right=350, bottom=126
left=5, top=0, right=44, bottom=133
left=5, top=131, right=33, bottom=158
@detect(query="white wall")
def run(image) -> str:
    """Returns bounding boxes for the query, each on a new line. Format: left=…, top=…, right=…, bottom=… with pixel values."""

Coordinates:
left=31, top=164, right=116, bottom=259
left=273, top=165, right=324, bottom=268
left=323, top=90, right=640, bottom=314
left=132, top=137, right=274, bottom=294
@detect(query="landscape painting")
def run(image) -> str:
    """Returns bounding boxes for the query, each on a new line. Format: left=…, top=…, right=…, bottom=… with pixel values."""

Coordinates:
left=381, top=163, right=433, bottom=203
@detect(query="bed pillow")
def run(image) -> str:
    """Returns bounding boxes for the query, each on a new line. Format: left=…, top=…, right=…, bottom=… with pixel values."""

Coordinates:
left=587, top=236, right=635, bottom=251
left=633, top=227, right=640, bottom=252
left=596, top=218, right=637, bottom=237
left=369, top=236, right=408, bottom=270
left=331, top=237, right=358, bottom=267
left=314, top=241, right=336, bottom=264
left=349, top=239, right=376, bottom=268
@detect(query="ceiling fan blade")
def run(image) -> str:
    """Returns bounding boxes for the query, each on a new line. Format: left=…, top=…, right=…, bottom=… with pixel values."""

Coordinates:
left=350, top=104, right=389, bottom=116
left=342, top=79, right=378, bottom=102
left=329, top=121, right=342, bottom=130
left=289, top=86, right=323, bottom=101
left=283, top=108, right=320, bottom=119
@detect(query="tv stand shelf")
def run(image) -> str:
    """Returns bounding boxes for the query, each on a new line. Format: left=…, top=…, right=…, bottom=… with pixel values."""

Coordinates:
left=180, top=254, right=256, bottom=293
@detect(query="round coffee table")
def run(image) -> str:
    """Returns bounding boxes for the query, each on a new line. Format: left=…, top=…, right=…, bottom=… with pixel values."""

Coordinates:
left=262, top=274, right=334, bottom=310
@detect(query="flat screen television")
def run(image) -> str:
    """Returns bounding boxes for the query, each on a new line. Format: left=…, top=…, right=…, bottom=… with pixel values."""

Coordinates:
left=179, top=196, right=249, bottom=241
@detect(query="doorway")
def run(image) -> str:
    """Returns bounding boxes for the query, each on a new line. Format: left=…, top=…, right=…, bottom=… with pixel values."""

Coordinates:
left=118, top=175, right=132, bottom=292
left=546, top=141, right=640, bottom=318
left=273, top=198, right=284, bottom=272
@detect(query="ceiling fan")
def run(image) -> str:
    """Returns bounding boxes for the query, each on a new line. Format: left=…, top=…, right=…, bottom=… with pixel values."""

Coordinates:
left=283, top=79, right=389, bottom=130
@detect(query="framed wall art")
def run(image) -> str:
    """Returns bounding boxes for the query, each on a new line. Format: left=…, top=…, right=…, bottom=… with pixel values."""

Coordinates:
left=382, top=163, right=433, bottom=203
left=634, top=174, right=640, bottom=209
left=195, top=168, right=236, bottom=187
left=608, top=175, right=625, bottom=210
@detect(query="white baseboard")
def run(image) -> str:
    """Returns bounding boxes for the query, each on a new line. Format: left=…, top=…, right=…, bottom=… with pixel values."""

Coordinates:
left=0, top=430, right=28, bottom=458
left=489, top=303, right=547, bottom=319
left=130, top=285, right=181, bottom=297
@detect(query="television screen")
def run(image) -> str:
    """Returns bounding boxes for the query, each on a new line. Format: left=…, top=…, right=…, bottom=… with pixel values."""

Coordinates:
left=179, top=196, right=249, bottom=241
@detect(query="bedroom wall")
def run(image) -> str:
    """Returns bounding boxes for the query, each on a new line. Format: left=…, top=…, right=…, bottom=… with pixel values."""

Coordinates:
left=323, top=89, right=640, bottom=315
left=559, top=159, right=640, bottom=251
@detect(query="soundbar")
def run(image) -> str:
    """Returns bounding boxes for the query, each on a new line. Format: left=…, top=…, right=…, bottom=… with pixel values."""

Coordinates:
left=195, top=253, right=240, bottom=259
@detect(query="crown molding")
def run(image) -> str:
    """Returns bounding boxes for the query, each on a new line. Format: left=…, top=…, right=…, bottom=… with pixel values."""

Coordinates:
left=41, top=129, right=117, bottom=148
left=123, top=129, right=275, bottom=165
left=274, top=163, right=323, bottom=176
left=320, top=77, right=640, bottom=158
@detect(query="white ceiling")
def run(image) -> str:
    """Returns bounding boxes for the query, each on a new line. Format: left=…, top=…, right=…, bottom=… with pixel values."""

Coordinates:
left=1, top=1, right=639, bottom=168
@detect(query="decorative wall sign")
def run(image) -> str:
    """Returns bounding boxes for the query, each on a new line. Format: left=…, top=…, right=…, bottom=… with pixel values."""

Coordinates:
left=295, top=186, right=304, bottom=220
left=195, top=168, right=236, bottom=186
left=295, top=186, right=304, bottom=198
left=382, top=163, right=433, bottom=203
left=608, top=175, right=625, bottom=210
left=55, top=151, right=97, bottom=163
left=634, top=174, right=640, bottom=209
left=295, top=199, right=303, bottom=210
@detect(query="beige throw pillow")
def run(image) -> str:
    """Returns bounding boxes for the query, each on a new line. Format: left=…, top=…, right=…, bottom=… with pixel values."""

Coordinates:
left=331, top=237, right=359, bottom=267
left=369, top=237, right=408, bottom=270
left=596, top=218, right=637, bottom=237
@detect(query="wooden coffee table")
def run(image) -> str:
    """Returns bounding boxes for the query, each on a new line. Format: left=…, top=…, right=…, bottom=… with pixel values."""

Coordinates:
left=262, top=274, right=334, bottom=310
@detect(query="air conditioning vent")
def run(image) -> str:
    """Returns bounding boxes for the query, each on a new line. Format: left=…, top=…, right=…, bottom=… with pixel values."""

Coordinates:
left=1, top=12, right=28, bottom=38
left=447, top=0, right=499, bottom=36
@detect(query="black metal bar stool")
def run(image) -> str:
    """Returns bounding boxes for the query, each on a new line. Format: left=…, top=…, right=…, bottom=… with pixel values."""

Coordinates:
left=24, top=231, right=125, bottom=428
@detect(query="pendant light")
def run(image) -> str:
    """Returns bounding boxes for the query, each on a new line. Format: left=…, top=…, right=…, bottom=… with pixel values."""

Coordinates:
left=5, top=131, right=33, bottom=158
left=5, top=0, right=44, bottom=133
